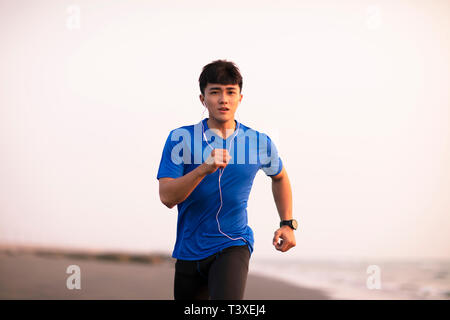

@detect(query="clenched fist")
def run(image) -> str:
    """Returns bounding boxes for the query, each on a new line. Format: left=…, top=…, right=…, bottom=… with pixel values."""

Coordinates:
left=273, top=226, right=296, bottom=252
left=201, top=149, right=232, bottom=175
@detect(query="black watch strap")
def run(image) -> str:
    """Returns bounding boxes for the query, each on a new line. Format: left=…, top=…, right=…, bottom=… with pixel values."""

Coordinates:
left=280, top=219, right=298, bottom=230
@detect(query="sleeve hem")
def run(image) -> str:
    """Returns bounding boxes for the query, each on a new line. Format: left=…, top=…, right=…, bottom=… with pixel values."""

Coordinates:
left=157, top=174, right=182, bottom=180
left=266, top=161, right=283, bottom=177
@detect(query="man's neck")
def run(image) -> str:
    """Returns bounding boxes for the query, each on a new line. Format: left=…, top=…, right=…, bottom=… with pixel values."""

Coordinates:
left=207, top=118, right=236, bottom=139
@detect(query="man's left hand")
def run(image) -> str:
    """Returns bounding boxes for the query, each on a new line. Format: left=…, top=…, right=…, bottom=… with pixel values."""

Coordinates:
left=273, top=226, right=296, bottom=252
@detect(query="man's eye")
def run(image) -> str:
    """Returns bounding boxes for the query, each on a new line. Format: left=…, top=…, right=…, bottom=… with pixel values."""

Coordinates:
left=209, top=91, right=236, bottom=95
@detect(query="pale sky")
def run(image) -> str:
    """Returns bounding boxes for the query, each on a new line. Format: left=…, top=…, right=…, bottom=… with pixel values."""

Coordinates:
left=0, top=0, right=449, bottom=261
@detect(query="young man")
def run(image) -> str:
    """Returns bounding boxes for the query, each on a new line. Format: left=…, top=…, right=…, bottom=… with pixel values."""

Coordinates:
left=157, top=60, right=297, bottom=300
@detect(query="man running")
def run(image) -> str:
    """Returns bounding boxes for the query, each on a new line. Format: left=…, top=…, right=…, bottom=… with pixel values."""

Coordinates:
left=157, top=59, right=297, bottom=300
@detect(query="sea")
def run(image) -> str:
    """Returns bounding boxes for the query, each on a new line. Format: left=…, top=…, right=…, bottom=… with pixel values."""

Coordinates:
left=249, top=258, right=450, bottom=300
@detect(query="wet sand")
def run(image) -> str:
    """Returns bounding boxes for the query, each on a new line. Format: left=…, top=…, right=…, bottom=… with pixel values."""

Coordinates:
left=0, top=250, right=330, bottom=300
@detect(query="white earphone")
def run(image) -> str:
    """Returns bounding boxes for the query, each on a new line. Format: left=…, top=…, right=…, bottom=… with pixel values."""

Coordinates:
left=200, top=100, right=245, bottom=243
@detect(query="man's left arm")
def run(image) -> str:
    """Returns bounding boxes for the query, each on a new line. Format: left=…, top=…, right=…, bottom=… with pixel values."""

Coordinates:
left=270, top=167, right=296, bottom=252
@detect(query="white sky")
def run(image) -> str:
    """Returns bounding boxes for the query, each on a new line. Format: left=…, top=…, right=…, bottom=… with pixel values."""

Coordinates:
left=0, top=0, right=449, bottom=261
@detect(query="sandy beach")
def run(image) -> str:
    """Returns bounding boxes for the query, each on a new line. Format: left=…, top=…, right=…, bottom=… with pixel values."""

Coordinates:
left=0, top=248, right=329, bottom=300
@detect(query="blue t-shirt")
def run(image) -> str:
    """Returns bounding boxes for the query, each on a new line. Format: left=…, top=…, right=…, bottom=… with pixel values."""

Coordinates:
left=156, top=118, right=283, bottom=260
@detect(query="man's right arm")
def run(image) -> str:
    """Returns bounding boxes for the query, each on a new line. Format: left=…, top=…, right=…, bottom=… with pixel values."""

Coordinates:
left=158, top=148, right=232, bottom=209
left=159, top=163, right=209, bottom=209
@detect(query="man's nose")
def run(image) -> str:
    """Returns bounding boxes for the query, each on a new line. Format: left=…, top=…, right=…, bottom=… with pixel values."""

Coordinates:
left=218, top=92, right=228, bottom=104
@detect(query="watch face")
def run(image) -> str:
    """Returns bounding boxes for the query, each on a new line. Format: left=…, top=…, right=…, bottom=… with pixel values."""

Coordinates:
left=292, top=219, right=298, bottom=230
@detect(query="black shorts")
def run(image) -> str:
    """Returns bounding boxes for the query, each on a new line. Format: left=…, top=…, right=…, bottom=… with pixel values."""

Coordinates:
left=174, top=244, right=251, bottom=300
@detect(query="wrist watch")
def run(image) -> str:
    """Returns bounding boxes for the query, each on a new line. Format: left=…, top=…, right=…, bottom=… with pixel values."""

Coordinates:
left=280, top=219, right=298, bottom=230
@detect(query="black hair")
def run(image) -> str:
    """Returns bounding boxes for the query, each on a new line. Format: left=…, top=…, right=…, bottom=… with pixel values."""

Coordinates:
left=198, top=59, right=243, bottom=96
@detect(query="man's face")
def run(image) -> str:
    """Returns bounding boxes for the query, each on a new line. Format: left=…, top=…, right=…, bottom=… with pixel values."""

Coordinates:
left=200, top=83, right=243, bottom=122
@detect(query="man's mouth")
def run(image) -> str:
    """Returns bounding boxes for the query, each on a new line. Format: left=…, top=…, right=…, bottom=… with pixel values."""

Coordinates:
left=218, top=107, right=229, bottom=112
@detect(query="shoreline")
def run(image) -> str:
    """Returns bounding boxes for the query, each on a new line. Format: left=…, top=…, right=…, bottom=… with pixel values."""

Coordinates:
left=0, top=246, right=330, bottom=300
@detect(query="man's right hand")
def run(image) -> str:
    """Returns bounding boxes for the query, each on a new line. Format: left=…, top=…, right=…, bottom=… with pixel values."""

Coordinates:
left=201, top=149, right=232, bottom=175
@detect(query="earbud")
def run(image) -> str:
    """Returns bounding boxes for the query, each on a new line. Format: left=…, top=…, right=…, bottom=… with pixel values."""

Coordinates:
left=199, top=100, right=245, bottom=244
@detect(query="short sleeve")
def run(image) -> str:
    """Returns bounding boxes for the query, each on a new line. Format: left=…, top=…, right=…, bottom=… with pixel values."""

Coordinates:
left=259, top=133, right=283, bottom=176
left=156, top=130, right=185, bottom=180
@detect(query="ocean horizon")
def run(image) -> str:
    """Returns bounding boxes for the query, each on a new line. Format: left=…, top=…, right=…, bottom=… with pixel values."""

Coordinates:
left=249, top=257, right=450, bottom=300
left=1, top=244, right=449, bottom=300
